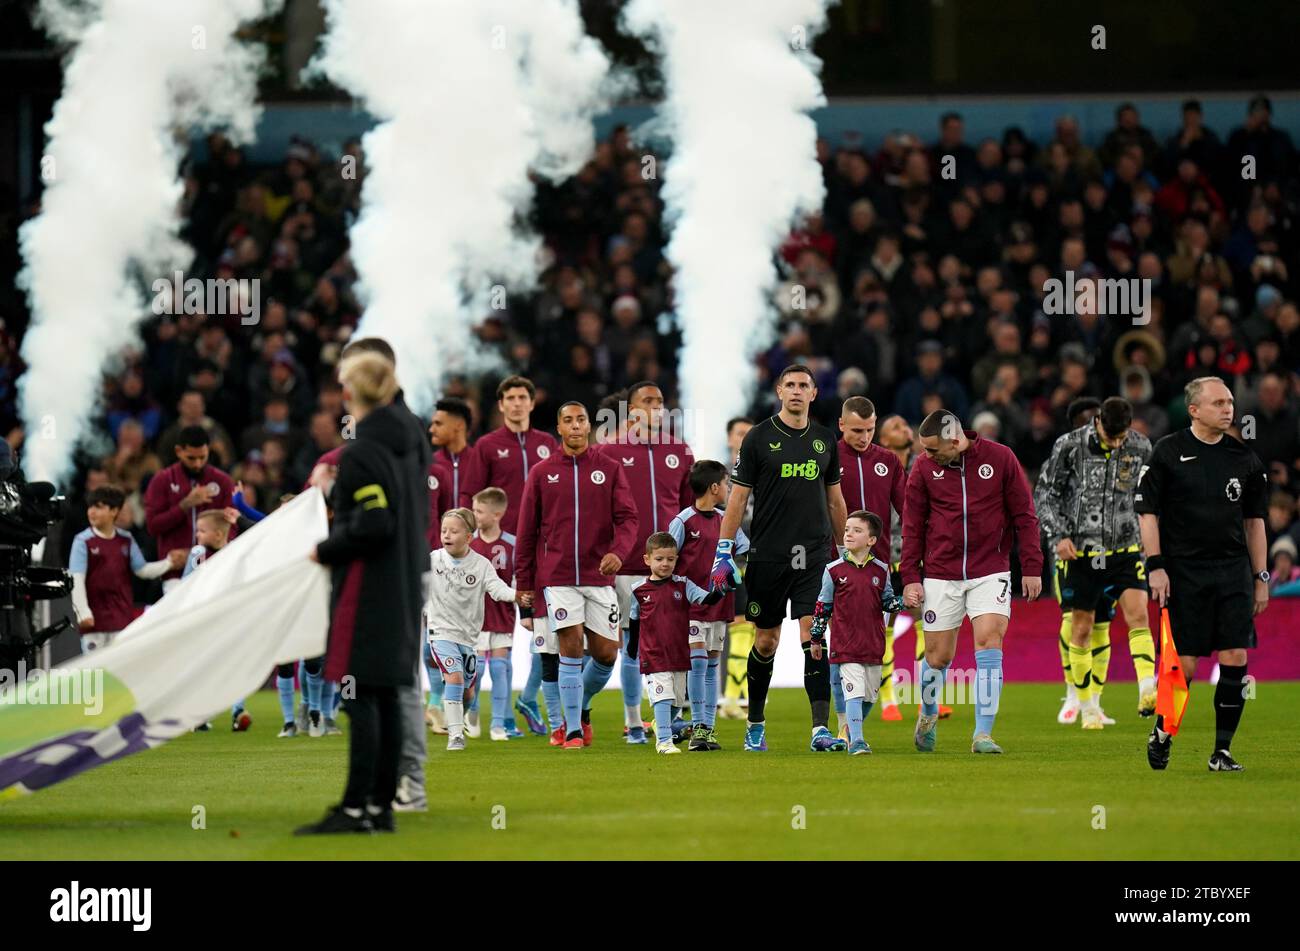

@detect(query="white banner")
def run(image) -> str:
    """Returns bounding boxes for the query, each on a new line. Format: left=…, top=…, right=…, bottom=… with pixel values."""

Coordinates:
left=0, top=490, right=330, bottom=798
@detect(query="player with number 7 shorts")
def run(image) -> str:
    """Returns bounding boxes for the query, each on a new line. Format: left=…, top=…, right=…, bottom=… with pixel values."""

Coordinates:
left=900, top=410, right=1043, bottom=754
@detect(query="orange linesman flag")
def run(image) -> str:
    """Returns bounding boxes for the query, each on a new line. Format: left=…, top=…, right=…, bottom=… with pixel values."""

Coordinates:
left=1156, top=608, right=1190, bottom=735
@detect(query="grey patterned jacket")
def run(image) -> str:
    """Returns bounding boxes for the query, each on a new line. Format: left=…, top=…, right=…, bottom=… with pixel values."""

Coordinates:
left=1034, top=422, right=1153, bottom=554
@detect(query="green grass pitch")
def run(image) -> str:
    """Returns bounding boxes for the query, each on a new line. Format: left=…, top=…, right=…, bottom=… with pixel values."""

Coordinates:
left=2, top=683, right=1297, bottom=860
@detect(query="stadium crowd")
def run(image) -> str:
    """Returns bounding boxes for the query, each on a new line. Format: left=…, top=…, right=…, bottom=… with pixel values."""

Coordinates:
left=5, top=94, right=1300, bottom=597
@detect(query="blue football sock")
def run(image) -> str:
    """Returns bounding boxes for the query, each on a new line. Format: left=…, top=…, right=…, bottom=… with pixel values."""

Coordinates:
left=306, top=666, right=322, bottom=714
left=689, top=649, right=708, bottom=725
left=653, top=699, right=673, bottom=745
left=831, top=663, right=846, bottom=715
left=489, top=657, right=510, bottom=730
left=621, top=641, right=642, bottom=714
left=276, top=675, right=295, bottom=723
left=468, top=655, right=486, bottom=714
left=424, top=642, right=444, bottom=706
left=523, top=652, right=543, bottom=708
left=320, top=680, right=336, bottom=720
left=705, top=658, right=720, bottom=728
left=559, top=658, right=584, bottom=735
left=231, top=699, right=245, bottom=716
left=331, top=684, right=343, bottom=717
left=846, top=697, right=865, bottom=744
left=542, top=678, right=564, bottom=731
left=503, top=656, right=517, bottom=731
left=445, top=679, right=464, bottom=704
left=920, top=658, right=946, bottom=717
left=974, top=648, right=1004, bottom=736
left=581, top=657, right=615, bottom=711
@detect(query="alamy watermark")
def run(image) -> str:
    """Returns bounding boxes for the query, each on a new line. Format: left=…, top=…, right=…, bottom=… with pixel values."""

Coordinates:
left=594, top=401, right=698, bottom=446
left=0, top=661, right=104, bottom=716
left=1042, top=272, right=1151, bottom=326
left=150, top=270, right=261, bottom=326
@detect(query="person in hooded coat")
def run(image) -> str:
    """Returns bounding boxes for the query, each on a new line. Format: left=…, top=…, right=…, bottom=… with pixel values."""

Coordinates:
left=296, top=350, right=428, bottom=835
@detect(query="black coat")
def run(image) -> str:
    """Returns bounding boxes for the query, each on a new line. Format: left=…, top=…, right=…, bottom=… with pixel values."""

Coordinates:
left=319, top=399, right=430, bottom=686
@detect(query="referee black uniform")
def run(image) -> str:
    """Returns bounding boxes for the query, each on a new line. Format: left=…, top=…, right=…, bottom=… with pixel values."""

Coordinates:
left=1134, top=426, right=1267, bottom=768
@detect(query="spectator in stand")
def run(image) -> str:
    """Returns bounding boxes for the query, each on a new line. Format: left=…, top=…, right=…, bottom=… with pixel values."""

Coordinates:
left=1154, top=157, right=1225, bottom=227
left=157, top=390, right=236, bottom=469
left=781, top=209, right=837, bottom=268
left=101, top=418, right=161, bottom=520
left=826, top=148, right=897, bottom=229
left=106, top=369, right=163, bottom=444
left=775, top=248, right=841, bottom=330
left=835, top=198, right=885, bottom=290
left=894, top=340, right=970, bottom=424
left=1162, top=99, right=1221, bottom=178
left=971, top=321, right=1037, bottom=398
left=258, top=437, right=294, bottom=508
left=1120, top=365, right=1170, bottom=442
left=240, top=394, right=305, bottom=460
left=1241, top=282, right=1285, bottom=346
left=292, top=409, right=344, bottom=488
left=931, top=111, right=978, bottom=200
left=1223, top=201, right=1289, bottom=298
left=970, top=363, right=1030, bottom=452
left=1223, top=95, right=1297, bottom=211
left=1098, top=102, right=1160, bottom=170
left=1269, top=537, right=1299, bottom=596
left=1045, top=114, right=1102, bottom=181
left=1243, top=371, right=1300, bottom=484
left=250, top=348, right=314, bottom=425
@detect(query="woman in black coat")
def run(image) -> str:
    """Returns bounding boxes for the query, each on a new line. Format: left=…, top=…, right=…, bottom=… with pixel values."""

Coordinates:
left=295, top=351, right=428, bottom=835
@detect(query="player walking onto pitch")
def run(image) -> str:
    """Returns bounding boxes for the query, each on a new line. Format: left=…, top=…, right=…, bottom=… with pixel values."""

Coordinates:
left=833, top=397, right=905, bottom=730
left=877, top=414, right=951, bottom=719
left=605, top=381, right=695, bottom=744
left=900, top=410, right=1043, bottom=754
left=1136, top=377, right=1269, bottom=772
left=515, top=401, right=639, bottom=749
left=461, top=375, right=558, bottom=737
left=1035, top=397, right=1156, bottom=729
left=712, top=364, right=849, bottom=753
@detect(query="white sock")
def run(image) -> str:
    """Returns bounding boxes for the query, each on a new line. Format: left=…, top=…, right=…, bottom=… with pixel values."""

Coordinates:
left=1065, top=683, right=1078, bottom=702
left=625, top=705, right=642, bottom=729
left=445, top=699, right=464, bottom=738
left=1138, top=676, right=1155, bottom=695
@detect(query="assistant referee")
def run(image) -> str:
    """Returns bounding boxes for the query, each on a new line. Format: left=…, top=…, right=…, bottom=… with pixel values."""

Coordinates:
left=1134, top=376, right=1269, bottom=772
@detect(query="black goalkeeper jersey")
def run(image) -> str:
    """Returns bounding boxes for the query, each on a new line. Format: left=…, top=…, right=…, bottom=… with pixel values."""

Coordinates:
left=1133, top=428, right=1267, bottom=562
left=731, top=415, right=840, bottom=564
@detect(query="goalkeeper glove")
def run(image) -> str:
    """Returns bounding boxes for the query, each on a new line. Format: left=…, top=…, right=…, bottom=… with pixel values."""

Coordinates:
left=810, top=602, right=830, bottom=643
left=709, top=538, right=740, bottom=591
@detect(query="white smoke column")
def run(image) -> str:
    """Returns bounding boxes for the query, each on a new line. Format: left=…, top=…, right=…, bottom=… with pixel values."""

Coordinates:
left=311, top=0, right=610, bottom=413
left=623, top=0, right=831, bottom=461
left=17, top=0, right=278, bottom=485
